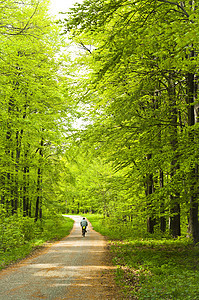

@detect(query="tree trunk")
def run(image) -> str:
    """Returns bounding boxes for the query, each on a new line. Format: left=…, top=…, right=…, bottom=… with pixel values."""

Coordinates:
left=35, top=138, right=44, bottom=222
left=22, top=145, right=30, bottom=217
left=168, top=77, right=181, bottom=237
left=160, top=169, right=166, bottom=232
left=146, top=154, right=156, bottom=233
left=169, top=203, right=181, bottom=237
left=187, top=68, right=199, bottom=244
left=35, top=166, right=42, bottom=222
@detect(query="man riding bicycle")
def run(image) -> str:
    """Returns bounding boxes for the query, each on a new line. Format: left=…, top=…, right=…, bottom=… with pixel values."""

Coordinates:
left=80, top=217, right=88, bottom=235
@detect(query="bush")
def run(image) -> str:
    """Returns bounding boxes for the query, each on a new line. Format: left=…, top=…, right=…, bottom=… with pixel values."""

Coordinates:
left=0, top=213, right=74, bottom=270
left=0, top=215, right=24, bottom=252
left=19, top=217, right=37, bottom=241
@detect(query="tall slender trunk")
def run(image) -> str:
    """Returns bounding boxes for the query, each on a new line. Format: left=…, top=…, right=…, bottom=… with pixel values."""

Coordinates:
left=160, top=169, right=166, bottom=232
left=23, top=152, right=30, bottom=217
left=5, top=97, right=14, bottom=214
left=146, top=154, right=156, bottom=233
left=35, top=167, right=42, bottom=222
left=35, top=138, right=44, bottom=222
left=168, top=77, right=181, bottom=237
left=14, top=130, right=22, bottom=213
left=187, top=67, right=199, bottom=243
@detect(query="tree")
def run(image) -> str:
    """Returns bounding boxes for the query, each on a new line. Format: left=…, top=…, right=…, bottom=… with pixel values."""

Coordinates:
left=0, top=0, right=75, bottom=221
left=63, top=0, right=199, bottom=242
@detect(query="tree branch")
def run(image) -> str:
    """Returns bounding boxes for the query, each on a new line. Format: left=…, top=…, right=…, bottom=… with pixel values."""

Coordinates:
left=78, top=41, right=92, bottom=54
left=157, top=0, right=190, bottom=18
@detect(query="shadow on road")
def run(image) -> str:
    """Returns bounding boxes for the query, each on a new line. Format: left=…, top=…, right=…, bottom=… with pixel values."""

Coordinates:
left=0, top=215, right=120, bottom=299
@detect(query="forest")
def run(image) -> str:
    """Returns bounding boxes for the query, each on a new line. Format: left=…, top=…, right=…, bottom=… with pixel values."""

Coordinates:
left=63, top=0, right=199, bottom=243
left=0, top=0, right=199, bottom=298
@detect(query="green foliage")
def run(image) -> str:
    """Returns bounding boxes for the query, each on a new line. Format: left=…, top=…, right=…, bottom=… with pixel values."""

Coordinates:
left=112, top=239, right=199, bottom=300
left=41, top=213, right=74, bottom=241
left=19, top=217, right=37, bottom=241
left=0, top=214, right=74, bottom=270
left=87, top=214, right=199, bottom=299
left=0, top=0, right=78, bottom=227
left=0, top=216, right=24, bottom=252
left=62, top=0, right=199, bottom=242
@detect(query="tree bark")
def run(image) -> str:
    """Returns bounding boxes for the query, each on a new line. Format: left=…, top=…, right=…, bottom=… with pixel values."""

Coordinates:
left=187, top=69, right=199, bottom=244
left=168, top=77, right=181, bottom=237
left=146, top=154, right=156, bottom=233
left=35, top=138, right=44, bottom=222
left=160, top=169, right=166, bottom=232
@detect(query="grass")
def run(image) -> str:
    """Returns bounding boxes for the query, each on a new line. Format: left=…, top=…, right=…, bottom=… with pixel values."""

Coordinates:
left=0, top=215, right=74, bottom=270
left=86, top=214, right=199, bottom=299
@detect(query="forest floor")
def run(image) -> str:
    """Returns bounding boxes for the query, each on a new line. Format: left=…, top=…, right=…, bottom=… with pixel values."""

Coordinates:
left=0, top=215, right=122, bottom=299
left=85, top=214, right=199, bottom=300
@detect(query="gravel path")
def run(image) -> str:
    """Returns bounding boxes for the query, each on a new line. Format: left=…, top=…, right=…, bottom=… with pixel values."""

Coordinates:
left=0, top=215, right=120, bottom=299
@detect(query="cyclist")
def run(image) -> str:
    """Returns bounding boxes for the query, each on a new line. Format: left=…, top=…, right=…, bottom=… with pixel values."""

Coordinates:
left=80, top=217, right=88, bottom=235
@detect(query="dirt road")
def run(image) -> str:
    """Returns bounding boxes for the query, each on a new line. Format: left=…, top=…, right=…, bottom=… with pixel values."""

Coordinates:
left=0, top=215, right=120, bottom=299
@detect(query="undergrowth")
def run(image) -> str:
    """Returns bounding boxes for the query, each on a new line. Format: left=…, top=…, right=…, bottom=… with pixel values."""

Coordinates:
left=86, top=214, right=199, bottom=300
left=0, top=215, right=74, bottom=270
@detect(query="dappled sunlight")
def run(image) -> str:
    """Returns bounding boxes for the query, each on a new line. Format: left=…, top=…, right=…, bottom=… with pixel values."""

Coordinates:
left=30, top=264, right=116, bottom=271
left=28, top=263, right=61, bottom=269
left=53, top=283, right=94, bottom=287
left=0, top=215, right=119, bottom=299
left=49, top=249, right=106, bottom=253
left=34, top=264, right=116, bottom=278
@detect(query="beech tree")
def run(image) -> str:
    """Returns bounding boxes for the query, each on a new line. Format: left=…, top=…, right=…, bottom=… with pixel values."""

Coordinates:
left=63, top=0, right=199, bottom=242
left=0, top=0, right=74, bottom=221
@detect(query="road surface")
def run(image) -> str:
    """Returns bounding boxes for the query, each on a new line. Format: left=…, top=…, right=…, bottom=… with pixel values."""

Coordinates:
left=0, top=215, right=120, bottom=299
